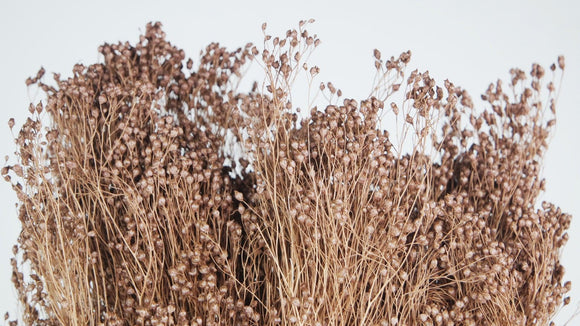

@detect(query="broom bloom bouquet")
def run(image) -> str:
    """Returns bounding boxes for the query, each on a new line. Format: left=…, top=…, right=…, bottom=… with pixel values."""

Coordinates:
left=3, top=21, right=571, bottom=325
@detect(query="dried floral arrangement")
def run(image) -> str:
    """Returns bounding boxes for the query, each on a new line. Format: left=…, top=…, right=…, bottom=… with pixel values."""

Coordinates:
left=3, top=21, right=571, bottom=325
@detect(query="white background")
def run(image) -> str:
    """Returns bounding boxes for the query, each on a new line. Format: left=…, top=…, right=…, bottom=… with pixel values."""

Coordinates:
left=0, top=1, right=578, bottom=324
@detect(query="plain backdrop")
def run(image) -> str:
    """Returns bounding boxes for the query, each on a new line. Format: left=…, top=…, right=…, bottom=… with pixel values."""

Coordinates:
left=0, top=0, right=578, bottom=324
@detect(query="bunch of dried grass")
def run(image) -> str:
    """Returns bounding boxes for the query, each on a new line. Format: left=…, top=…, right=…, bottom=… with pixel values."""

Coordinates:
left=3, top=21, right=571, bottom=325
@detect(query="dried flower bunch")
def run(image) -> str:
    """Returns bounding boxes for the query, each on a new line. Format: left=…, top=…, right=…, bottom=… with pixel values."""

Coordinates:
left=3, top=21, right=571, bottom=325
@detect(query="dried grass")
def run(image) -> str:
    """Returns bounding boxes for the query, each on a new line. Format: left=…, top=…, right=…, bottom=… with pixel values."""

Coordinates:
left=3, top=21, right=571, bottom=325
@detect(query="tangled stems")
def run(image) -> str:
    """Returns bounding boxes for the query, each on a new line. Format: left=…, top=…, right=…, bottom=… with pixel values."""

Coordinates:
left=3, top=21, right=571, bottom=325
